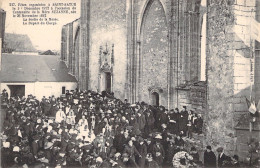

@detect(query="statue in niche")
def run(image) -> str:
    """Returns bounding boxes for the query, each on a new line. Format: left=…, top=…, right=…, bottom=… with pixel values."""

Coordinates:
left=99, top=43, right=114, bottom=72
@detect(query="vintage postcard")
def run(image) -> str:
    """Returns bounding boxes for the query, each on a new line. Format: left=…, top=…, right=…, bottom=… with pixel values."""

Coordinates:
left=0, top=0, right=260, bottom=167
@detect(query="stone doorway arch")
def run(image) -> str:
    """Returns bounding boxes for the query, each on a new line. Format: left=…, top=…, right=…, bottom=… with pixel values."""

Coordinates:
left=151, top=92, right=159, bottom=106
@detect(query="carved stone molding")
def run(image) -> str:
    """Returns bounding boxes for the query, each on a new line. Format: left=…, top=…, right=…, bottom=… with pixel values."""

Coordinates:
left=99, top=43, right=114, bottom=73
left=148, top=87, right=163, bottom=94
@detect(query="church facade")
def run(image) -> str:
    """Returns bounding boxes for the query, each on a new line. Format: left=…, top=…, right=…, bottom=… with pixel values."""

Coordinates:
left=61, top=0, right=204, bottom=110
left=61, top=0, right=260, bottom=159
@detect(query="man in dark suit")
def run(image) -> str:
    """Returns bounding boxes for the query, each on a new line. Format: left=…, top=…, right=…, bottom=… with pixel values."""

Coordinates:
left=217, top=147, right=231, bottom=167
left=152, top=136, right=165, bottom=167
left=2, top=89, right=9, bottom=102
left=136, top=137, right=147, bottom=167
left=144, top=108, right=155, bottom=136
left=204, top=145, right=216, bottom=167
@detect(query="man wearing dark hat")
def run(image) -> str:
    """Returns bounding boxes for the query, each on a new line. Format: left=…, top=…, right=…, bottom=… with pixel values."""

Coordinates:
left=168, top=109, right=178, bottom=134
left=123, top=139, right=141, bottom=165
left=144, top=106, right=155, bottom=136
left=196, top=114, right=203, bottom=134
left=165, top=137, right=175, bottom=166
left=2, top=89, right=9, bottom=103
left=113, top=129, right=126, bottom=153
left=31, top=133, right=40, bottom=157
left=179, top=106, right=188, bottom=135
left=136, top=137, right=147, bottom=167
left=146, top=137, right=153, bottom=154
left=159, top=108, right=169, bottom=128
left=175, top=135, right=184, bottom=147
left=136, top=111, right=146, bottom=133
left=204, top=145, right=216, bottom=167
left=152, top=135, right=165, bottom=167
left=190, top=146, right=200, bottom=164
left=121, top=153, right=138, bottom=167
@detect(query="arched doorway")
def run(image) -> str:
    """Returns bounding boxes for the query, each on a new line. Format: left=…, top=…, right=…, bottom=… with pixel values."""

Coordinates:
left=151, top=92, right=159, bottom=106
left=100, top=71, right=112, bottom=93
left=105, top=72, right=112, bottom=93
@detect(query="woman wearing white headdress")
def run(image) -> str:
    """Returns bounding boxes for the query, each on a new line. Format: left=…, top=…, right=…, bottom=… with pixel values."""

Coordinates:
left=78, top=115, right=89, bottom=127
left=66, top=109, right=76, bottom=125
left=55, top=108, right=66, bottom=123
left=90, top=113, right=95, bottom=131
left=79, top=124, right=89, bottom=140
left=102, top=118, right=111, bottom=137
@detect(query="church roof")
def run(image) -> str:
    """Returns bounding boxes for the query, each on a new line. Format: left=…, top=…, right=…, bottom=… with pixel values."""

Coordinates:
left=0, top=54, right=77, bottom=83
left=40, top=50, right=56, bottom=55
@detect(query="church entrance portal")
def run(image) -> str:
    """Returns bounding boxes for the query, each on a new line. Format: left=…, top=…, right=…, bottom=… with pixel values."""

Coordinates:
left=151, top=92, right=159, bottom=106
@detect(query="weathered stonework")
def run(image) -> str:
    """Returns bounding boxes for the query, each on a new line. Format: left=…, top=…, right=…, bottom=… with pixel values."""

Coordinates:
left=60, top=19, right=80, bottom=81
left=62, top=0, right=203, bottom=107
left=206, top=0, right=258, bottom=158
left=139, top=0, right=168, bottom=106
left=176, top=81, right=206, bottom=113
left=128, top=0, right=202, bottom=109
left=88, top=0, right=127, bottom=100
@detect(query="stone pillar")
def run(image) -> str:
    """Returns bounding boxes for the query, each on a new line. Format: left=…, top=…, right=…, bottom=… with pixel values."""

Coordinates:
left=168, top=0, right=179, bottom=109
left=126, top=0, right=134, bottom=102
left=0, top=38, right=2, bottom=71
left=68, top=23, right=73, bottom=73
left=79, top=0, right=90, bottom=90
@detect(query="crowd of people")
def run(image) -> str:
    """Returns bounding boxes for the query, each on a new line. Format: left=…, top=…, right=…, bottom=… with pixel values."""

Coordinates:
left=0, top=89, right=239, bottom=167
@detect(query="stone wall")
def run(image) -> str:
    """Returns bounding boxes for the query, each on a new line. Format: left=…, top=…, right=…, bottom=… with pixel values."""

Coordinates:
left=61, top=26, right=67, bottom=62
left=190, top=82, right=207, bottom=113
left=254, top=0, right=260, bottom=102
left=78, top=0, right=90, bottom=90
left=206, top=0, right=256, bottom=156
left=176, top=81, right=206, bottom=113
left=177, top=89, right=191, bottom=108
left=139, top=0, right=168, bottom=106
left=74, top=27, right=80, bottom=80
left=88, top=0, right=127, bottom=100
left=68, top=23, right=73, bottom=74
left=60, top=19, right=80, bottom=80
left=127, top=0, right=203, bottom=108
left=63, top=0, right=203, bottom=108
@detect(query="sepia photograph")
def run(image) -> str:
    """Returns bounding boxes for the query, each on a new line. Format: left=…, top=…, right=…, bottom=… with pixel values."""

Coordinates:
left=0, top=0, right=260, bottom=167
